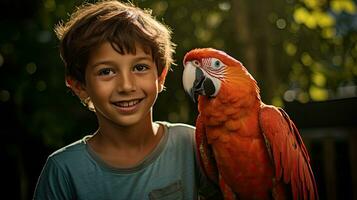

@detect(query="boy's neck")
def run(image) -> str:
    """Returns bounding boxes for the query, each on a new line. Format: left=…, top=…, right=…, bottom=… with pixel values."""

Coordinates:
left=94, top=118, right=159, bottom=148
left=87, top=117, right=164, bottom=168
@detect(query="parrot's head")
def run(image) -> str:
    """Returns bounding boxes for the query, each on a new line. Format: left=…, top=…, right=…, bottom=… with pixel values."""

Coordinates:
left=182, top=48, right=259, bottom=102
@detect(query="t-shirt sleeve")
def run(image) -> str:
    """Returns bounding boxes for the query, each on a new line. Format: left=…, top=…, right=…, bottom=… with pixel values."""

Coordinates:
left=33, top=156, right=74, bottom=200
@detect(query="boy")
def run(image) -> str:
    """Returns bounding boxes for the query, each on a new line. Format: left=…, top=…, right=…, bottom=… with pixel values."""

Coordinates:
left=33, top=1, right=220, bottom=199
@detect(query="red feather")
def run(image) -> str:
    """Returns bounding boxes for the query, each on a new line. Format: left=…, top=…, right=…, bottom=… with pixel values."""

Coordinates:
left=196, top=115, right=219, bottom=184
left=183, top=48, right=319, bottom=200
left=259, top=105, right=319, bottom=200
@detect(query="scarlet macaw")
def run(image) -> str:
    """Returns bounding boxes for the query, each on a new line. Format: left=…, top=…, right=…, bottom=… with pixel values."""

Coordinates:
left=182, top=48, right=318, bottom=200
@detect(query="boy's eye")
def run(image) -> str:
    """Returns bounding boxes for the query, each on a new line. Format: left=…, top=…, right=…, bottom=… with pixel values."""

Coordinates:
left=98, top=68, right=114, bottom=76
left=133, top=64, right=149, bottom=72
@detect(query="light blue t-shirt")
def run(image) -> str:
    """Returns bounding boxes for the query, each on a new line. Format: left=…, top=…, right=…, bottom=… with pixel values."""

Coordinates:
left=33, top=122, right=214, bottom=200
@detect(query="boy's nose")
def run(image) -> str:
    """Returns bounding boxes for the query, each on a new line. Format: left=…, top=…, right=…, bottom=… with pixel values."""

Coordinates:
left=117, top=72, right=136, bottom=92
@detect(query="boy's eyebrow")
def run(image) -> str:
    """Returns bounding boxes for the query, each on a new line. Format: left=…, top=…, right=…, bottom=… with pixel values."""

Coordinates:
left=89, top=60, right=117, bottom=68
left=89, top=55, right=153, bottom=68
left=132, top=55, right=152, bottom=62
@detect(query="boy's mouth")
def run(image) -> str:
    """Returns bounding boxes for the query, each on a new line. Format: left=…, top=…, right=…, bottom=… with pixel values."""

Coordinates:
left=113, top=99, right=143, bottom=108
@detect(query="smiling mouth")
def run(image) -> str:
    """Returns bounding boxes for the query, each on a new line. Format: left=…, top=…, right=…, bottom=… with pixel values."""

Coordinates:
left=113, top=99, right=143, bottom=108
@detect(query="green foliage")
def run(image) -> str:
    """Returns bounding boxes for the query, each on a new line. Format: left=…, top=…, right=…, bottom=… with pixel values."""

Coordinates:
left=0, top=0, right=356, bottom=149
left=0, top=0, right=96, bottom=148
left=0, top=1, right=355, bottom=199
left=288, top=0, right=357, bottom=102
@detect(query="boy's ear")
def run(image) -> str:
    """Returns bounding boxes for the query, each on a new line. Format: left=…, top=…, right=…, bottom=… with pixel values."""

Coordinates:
left=158, top=83, right=164, bottom=93
left=65, top=76, right=88, bottom=100
left=158, top=66, right=168, bottom=92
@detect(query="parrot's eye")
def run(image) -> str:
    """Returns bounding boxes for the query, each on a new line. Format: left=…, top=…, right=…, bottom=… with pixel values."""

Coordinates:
left=193, top=60, right=200, bottom=67
left=211, top=58, right=223, bottom=69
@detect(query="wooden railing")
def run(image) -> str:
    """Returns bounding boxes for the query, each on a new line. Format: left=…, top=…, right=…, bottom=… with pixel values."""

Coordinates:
left=285, top=97, right=357, bottom=200
left=301, top=127, right=357, bottom=200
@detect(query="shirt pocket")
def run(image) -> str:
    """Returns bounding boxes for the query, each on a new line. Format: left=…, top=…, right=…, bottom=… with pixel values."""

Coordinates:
left=148, top=180, right=184, bottom=200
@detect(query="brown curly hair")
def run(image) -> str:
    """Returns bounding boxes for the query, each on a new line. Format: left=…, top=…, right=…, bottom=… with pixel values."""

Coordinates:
left=55, top=0, right=175, bottom=86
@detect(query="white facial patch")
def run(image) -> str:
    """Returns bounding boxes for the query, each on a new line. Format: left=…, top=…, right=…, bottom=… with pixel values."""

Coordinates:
left=182, top=62, right=196, bottom=93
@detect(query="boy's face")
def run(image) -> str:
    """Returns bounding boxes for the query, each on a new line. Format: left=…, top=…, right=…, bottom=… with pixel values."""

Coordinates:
left=79, top=42, right=162, bottom=127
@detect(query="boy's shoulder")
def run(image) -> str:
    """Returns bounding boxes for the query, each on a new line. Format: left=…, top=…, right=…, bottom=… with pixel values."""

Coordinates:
left=158, top=121, right=195, bottom=135
left=48, top=136, right=90, bottom=163
left=158, top=121, right=196, bottom=145
left=158, top=121, right=195, bottom=129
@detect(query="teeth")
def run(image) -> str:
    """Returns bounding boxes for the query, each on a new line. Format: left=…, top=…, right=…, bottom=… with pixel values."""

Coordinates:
left=116, top=99, right=140, bottom=107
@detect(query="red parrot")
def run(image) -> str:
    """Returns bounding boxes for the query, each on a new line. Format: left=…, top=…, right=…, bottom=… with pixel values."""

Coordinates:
left=182, top=48, right=318, bottom=200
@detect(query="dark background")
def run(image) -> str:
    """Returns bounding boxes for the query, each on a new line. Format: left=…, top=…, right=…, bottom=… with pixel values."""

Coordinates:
left=0, top=0, right=356, bottom=199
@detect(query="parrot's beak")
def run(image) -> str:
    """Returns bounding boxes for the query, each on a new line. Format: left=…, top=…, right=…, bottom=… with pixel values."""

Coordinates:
left=190, top=68, right=205, bottom=102
left=183, top=62, right=216, bottom=102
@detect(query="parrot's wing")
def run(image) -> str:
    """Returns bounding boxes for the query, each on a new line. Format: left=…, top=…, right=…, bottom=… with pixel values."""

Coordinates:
left=259, top=105, right=318, bottom=200
left=196, top=114, right=219, bottom=184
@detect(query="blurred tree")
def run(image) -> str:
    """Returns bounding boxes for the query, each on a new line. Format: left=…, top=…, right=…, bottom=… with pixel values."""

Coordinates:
left=0, top=0, right=356, bottom=199
left=288, top=0, right=357, bottom=102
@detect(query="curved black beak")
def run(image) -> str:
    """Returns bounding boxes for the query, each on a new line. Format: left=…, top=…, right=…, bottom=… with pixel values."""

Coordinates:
left=189, top=68, right=216, bottom=102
